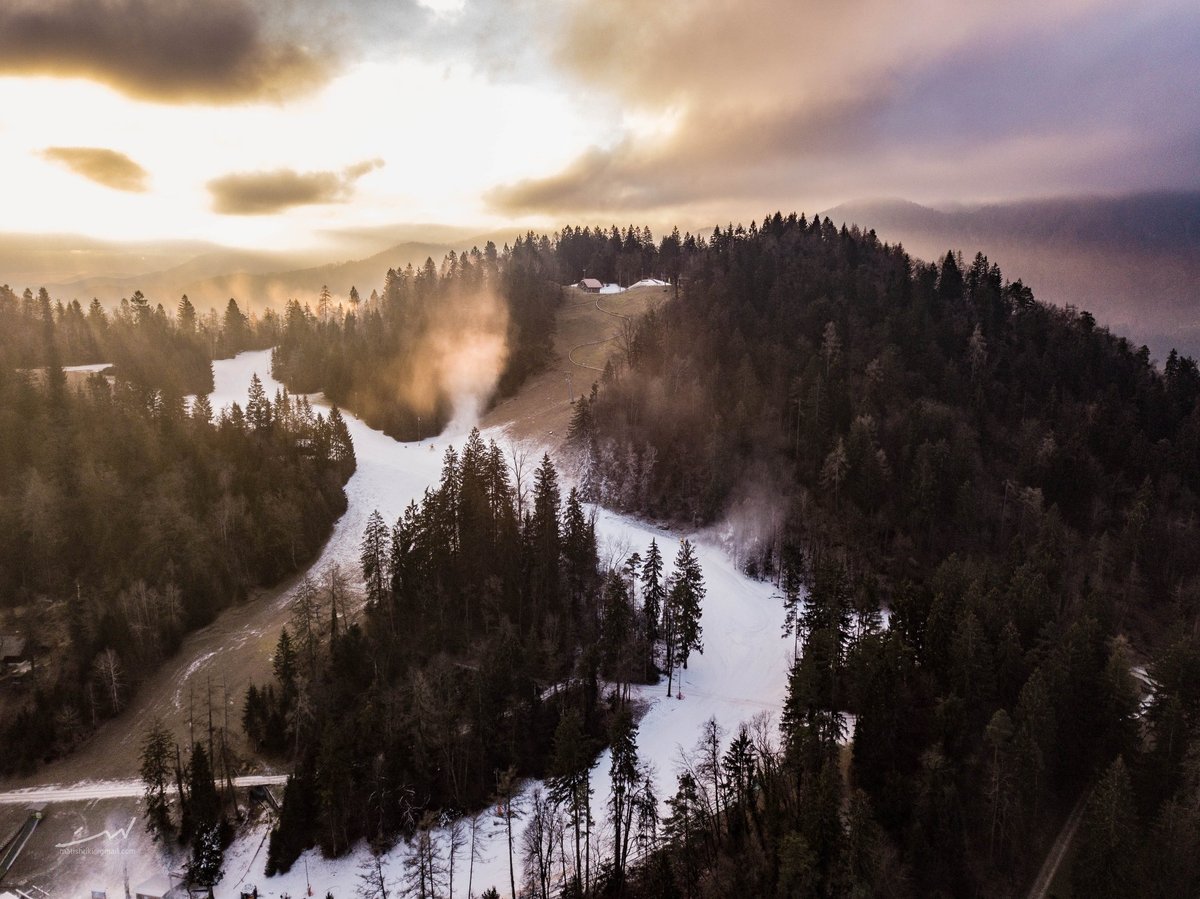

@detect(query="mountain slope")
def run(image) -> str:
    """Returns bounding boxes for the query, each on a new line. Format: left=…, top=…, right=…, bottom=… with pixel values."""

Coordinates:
left=824, top=192, right=1200, bottom=360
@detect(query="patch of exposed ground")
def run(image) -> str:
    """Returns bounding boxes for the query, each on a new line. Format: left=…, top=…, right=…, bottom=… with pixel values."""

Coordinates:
left=481, top=283, right=671, bottom=449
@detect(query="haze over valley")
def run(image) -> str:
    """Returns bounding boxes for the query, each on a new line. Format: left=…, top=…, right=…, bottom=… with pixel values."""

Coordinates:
left=1, top=2, right=1199, bottom=899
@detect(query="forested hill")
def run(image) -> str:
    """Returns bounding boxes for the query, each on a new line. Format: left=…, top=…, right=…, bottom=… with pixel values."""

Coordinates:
left=0, top=285, right=276, bottom=395
left=563, top=214, right=1200, bottom=897
left=0, top=362, right=355, bottom=775
left=270, top=238, right=561, bottom=441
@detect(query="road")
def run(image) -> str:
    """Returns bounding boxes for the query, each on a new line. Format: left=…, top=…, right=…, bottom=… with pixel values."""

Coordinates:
left=1027, top=789, right=1089, bottom=899
left=0, top=775, right=289, bottom=806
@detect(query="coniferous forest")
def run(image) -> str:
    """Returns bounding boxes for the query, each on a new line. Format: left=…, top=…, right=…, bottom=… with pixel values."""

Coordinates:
left=4, top=213, right=1199, bottom=898
left=560, top=214, right=1200, bottom=897
left=0, top=284, right=277, bottom=395
left=251, top=433, right=707, bottom=880
left=271, top=239, right=560, bottom=440
left=0, top=289, right=354, bottom=774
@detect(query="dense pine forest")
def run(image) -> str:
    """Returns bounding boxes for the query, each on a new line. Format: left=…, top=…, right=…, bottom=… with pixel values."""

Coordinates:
left=270, top=239, right=560, bottom=440
left=8, top=215, right=1198, bottom=896
left=0, top=284, right=276, bottom=394
left=247, top=433, right=700, bottom=879
left=0, top=310, right=354, bottom=774
left=559, top=214, right=1200, bottom=897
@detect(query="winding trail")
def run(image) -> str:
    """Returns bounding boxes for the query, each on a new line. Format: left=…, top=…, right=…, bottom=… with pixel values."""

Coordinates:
left=1026, top=788, right=1089, bottom=899
left=9, top=285, right=717, bottom=899
left=567, top=336, right=612, bottom=372
left=565, top=294, right=634, bottom=372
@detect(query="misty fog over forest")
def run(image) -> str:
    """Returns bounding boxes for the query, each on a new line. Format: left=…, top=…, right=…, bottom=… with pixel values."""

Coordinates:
left=1, top=2, right=1198, bottom=898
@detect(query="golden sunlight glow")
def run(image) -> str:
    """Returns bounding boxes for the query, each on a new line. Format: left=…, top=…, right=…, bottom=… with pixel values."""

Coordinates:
left=0, top=60, right=612, bottom=249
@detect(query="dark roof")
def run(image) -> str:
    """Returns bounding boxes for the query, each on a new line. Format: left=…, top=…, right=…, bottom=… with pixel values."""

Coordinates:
left=0, top=635, right=26, bottom=659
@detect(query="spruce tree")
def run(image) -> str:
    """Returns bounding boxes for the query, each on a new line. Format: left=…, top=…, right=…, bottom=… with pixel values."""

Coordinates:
left=608, top=708, right=643, bottom=888
left=246, top=373, right=272, bottom=432
left=186, top=743, right=224, bottom=894
left=641, top=538, right=665, bottom=646
left=529, top=454, right=562, bottom=611
left=550, top=708, right=595, bottom=895
left=177, top=294, right=196, bottom=329
left=562, top=487, right=595, bottom=604
left=360, top=509, right=390, bottom=608
left=1073, top=757, right=1137, bottom=899
left=665, top=539, right=705, bottom=695
left=273, top=627, right=298, bottom=704
left=140, top=719, right=175, bottom=843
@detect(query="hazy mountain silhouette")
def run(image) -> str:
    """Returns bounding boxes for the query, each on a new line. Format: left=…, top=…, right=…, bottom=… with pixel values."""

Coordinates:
left=1, top=229, right=514, bottom=314
left=824, top=192, right=1200, bottom=361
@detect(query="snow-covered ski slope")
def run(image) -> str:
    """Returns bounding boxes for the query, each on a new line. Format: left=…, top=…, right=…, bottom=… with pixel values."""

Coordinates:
left=212, top=358, right=791, bottom=898
left=221, top=508, right=790, bottom=899
left=151, top=350, right=792, bottom=898
left=210, top=349, right=451, bottom=600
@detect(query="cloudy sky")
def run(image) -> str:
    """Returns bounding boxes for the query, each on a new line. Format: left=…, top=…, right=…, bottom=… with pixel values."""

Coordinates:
left=1, top=0, right=1197, bottom=252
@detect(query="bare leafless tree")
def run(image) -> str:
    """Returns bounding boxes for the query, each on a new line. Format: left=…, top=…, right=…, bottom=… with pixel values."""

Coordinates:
left=507, top=439, right=534, bottom=522
left=93, top=647, right=125, bottom=713
left=444, top=813, right=468, bottom=899
left=357, top=841, right=392, bottom=899
left=522, top=786, right=561, bottom=899
left=466, top=809, right=488, bottom=899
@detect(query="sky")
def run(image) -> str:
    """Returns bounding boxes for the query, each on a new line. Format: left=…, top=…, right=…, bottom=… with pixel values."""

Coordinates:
left=0, top=0, right=1197, bottom=254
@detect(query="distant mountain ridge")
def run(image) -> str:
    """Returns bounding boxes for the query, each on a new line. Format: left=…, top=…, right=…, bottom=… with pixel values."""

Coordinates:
left=822, top=192, right=1200, bottom=360
left=6, top=193, right=1197, bottom=358
left=1, top=229, right=516, bottom=313
left=51, top=240, right=457, bottom=313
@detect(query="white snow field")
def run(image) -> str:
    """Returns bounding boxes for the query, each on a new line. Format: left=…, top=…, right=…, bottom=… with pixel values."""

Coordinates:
left=61, top=362, right=112, bottom=373
left=0, top=776, right=288, bottom=806
left=219, top=509, right=791, bottom=899
left=209, top=349, right=453, bottom=612
left=96, top=349, right=792, bottom=898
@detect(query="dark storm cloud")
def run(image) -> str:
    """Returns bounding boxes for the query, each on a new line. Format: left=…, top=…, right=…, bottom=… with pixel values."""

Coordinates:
left=486, top=0, right=1200, bottom=217
left=208, top=159, right=385, bottom=215
left=0, top=0, right=332, bottom=104
left=40, top=147, right=150, bottom=192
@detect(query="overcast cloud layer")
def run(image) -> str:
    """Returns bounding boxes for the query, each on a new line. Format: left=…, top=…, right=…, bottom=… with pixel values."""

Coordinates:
left=0, top=0, right=333, bottom=103
left=486, top=0, right=1200, bottom=218
left=0, top=0, right=1197, bottom=239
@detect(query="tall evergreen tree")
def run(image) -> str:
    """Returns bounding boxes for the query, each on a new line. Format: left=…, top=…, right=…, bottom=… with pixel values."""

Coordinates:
left=360, top=509, right=391, bottom=608
left=665, top=539, right=705, bottom=695
left=642, top=538, right=665, bottom=646
left=140, top=719, right=176, bottom=843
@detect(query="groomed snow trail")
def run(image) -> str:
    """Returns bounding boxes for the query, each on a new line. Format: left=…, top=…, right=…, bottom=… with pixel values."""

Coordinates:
left=219, top=451, right=792, bottom=898
left=41, top=350, right=792, bottom=898
left=209, top=350, right=453, bottom=605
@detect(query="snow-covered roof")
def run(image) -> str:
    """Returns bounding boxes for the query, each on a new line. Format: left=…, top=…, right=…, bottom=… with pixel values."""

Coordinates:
left=133, top=874, right=173, bottom=899
left=578, top=278, right=603, bottom=289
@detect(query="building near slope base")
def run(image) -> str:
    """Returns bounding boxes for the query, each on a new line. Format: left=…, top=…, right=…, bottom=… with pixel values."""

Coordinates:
left=133, top=873, right=187, bottom=899
left=0, top=636, right=26, bottom=667
left=0, top=635, right=32, bottom=680
left=577, top=278, right=603, bottom=292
